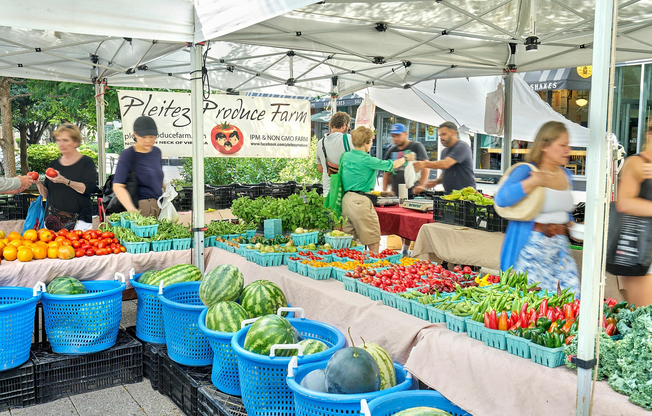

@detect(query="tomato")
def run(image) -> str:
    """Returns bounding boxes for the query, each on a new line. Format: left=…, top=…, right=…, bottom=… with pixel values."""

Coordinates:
left=45, top=167, right=57, bottom=178
left=463, top=266, right=473, bottom=274
left=85, top=248, right=95, bottom=256
left=89, top=239, right=98, bottom=247
left=83, top=233, right=92, bottom=241
left=101, top=232, right=114, bottom=239
left=80, top=243, right=91, bottom=251
left=453, top=266, right=461, bottom=273
left=98, top=241, right=107, bottom=249
left=61, top=240, right=71, bottom=246
left=75, top=248, right=85, bottom=257
left=71, top=241, right=81, bottom=249
left=113, top=248, right=121, bottom=254
left=96, top=248, right=108, bottom=256
left=68, top=234, right=79, bottom=241
left=120, top=246, right=126, bottom=252
left=89, top=231, right=98, bottom=240
left=210, top=122, right=244, bottom=154
left=112, top=238, right=119, bottom=245
left=27, top=172, right=39, bottom=180
left=75, top=230, right=83, bottom=236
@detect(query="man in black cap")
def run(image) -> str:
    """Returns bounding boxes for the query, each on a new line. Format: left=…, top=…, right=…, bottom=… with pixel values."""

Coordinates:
left=413, top=121, right=476, bottom=194
left=112, top=116, right=165, bottom=217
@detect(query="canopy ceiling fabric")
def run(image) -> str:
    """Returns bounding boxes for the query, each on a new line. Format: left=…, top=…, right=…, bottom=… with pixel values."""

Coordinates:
left=362, top=74, right=590, bottom=146
left=1, top=0, right=652, bottom=98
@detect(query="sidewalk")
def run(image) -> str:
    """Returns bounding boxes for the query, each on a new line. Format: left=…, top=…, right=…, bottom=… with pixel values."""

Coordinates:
left=7, top=301, right=183, bottom=416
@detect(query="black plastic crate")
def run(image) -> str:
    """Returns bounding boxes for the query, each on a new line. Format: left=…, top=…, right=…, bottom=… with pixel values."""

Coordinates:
left=467, top=203, right=508, bottom=233
left=232, top=184, right=264, bottom=200
left=205, top=185, right=234, bottom=210
left=0, top=360, right=36, bottom=411
left=0, top=195, right=25, bottom=220
left=31, top=329, right=143, bottom=404
left=262, top=183, right=294, bottom=199
left=197, top=384, right=246, bottom=416
left=17, top=193, right=38, bottom=219
left=125, top=326, right=166, bottom=391
left=432, top=197, right=472, bottom=227
left=573, top=202, right=585, bottom=223
left=158, top=351, right=212, bottom=416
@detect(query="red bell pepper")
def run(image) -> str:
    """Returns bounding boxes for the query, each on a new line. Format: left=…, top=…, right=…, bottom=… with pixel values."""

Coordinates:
left=538, top=299, right=548, bottom=317
left=605, top=323, right=615, bottom=336
left=498, top=312, right=508, bottom=331
left=489, top=310, right=498, bottom=330
left=484, top=311, right=491, bottom=329
left=529, top=309, right=538, bottom=326
left=546, top=309, right=554, bottom=322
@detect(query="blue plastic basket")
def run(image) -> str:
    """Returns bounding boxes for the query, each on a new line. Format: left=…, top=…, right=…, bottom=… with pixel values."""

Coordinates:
left=131, top=223, right=159, bottom=238
left=331, top=267, right=348, bottom=282
left=287, top=361, right=413, bottom=416
left=426, top=305, right=445, bottom=323
left=256, top=251, right=284, bottom=267
left=297, top=261, right=309, bottom=276
left=0, top=284, right=44, bottom=370
left=530, top=343, right=565, bottom=368
left=123, top=241, right=150, bottom=254
left=324, top=235, right=352, bottom=249
left=483, top=327, right=507, bottom=350
left=465, top=318, right=485, bottom=342
left=172, top=238, right=192, bottom=250
left=287, top=257, right=300, bottom=273
left=245, top=230, right=256, bottom=239
left=385, top=253, right=402, bottom=264
left=120, top=216, right=131, bottom=229
left=282, top=252, right=296, bottom=265
left=307, top=265, right=332, bottom=280
left=290, top=231, right=319, bottom=246
left=158, top=282, right=212, bottom=366
left=444, top=312, right=467, bottom=333
left=505, top=333, right=532, bottom=359
left=381, top=290, right=397, bottom=306
left=357, top=282, right=371, bottom=297
left=204, top=236, right=216, bottom=247
left=242, top=247, right=257, bottom=262
left=41, top=278, right=126, bottom=355
left=151, top=239, right=172, bottom=253
left=198, top=308, right=242, bottom=396
left=232, top=312, right=346, bottom=416
left=131, top=272, right=166, bottom=344
left=342, top=276, right=358, bottom=292
left=349, top=245, right=365, bottom=252
left=410, top=300, right=429, bottom=320
left=108, top=220, right=120, bottom=228
left=393, top=294, right=412, bottom=314
left=362, top=390, right=472, bottom=416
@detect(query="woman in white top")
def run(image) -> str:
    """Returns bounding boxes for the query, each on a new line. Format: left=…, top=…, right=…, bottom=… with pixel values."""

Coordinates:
left=495, top=121, right=580, bottom=295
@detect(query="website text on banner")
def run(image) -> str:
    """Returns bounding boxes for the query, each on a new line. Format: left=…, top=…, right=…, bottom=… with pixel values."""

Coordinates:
left=117, top=91, right=311, bottom=158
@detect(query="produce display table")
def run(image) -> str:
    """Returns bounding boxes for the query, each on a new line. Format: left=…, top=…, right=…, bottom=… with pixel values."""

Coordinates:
left=374, top=206, right=434, bottom=242
left=202, top=248, right=640, bottom=416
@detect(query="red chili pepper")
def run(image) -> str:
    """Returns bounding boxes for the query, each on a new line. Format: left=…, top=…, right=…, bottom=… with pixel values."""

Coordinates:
left=510, top=311, right=518, bottom=327
left=484, top=311, right=491, bottom=329
left=520, top=302, right=529, bottom=315
left=520, top=311, right=528, bottom=328
left=546, top=309, right=554, bottom=321
left=508, top=323, right=518, bottom=332
left=489, top=310, right=498, bottom=330
left=538, top=299, right=548, bottom=317
left=572, top=304, right=580, bottom=319
left=565, top=335, right=576, bottom=345
left=555, top=306, right=563, bottom=320
left=529, top=309, right=538, bottom=325
left=602, top=315, right=607, bottom=328
left=605, top=323, right=615, bottom=336
left=563, top=304, right=573, bottom=320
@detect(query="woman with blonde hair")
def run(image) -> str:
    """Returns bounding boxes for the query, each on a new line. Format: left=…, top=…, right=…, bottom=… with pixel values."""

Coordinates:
left=614, top=119, right=652, bottom=306
left=495, top=121, right=580, bottom=294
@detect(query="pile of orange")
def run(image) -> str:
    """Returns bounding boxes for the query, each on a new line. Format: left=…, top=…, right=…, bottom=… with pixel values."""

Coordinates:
left=0, top=229, right=73, bottom=263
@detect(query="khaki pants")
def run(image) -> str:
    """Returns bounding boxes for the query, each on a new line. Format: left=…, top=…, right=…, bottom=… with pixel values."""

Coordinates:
left=342, top=192, right=381, bottom=246
left=138, top=198, right=161, bottom=218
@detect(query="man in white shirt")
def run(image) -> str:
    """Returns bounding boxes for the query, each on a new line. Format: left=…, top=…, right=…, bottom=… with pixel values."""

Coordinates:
left=315, top=112, right=354, bottom=196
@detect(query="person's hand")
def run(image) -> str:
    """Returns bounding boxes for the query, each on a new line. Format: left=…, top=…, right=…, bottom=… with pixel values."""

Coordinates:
left=48, top=170, right=67, bottom=184
left=405, top=153, right=416, bottom=162
left=528, top=171, right=548, bottom=187
left=413, top=161, right=424, bottom=171
left=413, top=185, right=425, bottom=194
left=17, top=175, right=34, bottom=189
left=643, top=163, right=652, bottom=179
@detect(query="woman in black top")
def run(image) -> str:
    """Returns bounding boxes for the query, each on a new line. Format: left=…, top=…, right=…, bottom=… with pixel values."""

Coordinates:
left=36, top=124, right=97, bottom=231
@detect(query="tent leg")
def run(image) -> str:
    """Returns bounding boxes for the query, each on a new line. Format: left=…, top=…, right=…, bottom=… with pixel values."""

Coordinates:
left=576, top=0, right=615, bottom=414
left=190, top=43, right=205, bottom=273
left=95, top=81, right=106, bottom=186
left=502, top=72, right=513, bottom=173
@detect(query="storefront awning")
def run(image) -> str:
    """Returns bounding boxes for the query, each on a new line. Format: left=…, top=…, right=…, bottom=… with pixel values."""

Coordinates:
left=523, top=67, right=592, bottom=92
left=310, top=94, right=363, bottom=110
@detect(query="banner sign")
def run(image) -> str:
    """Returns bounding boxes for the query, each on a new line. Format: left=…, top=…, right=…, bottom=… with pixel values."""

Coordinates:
left=117, top=91, right=311, bottom=158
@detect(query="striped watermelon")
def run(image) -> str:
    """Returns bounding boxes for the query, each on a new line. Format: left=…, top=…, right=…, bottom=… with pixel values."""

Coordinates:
left=291, top=339, right=328, bottom=356
left=205, top=301, right=250, bottom=333
left=363, top=343, right=396, bottom=390
left=199, top=264, right=244, bottom=307
left=394, top=408, right=453, bottom=416
left=47, top=277, right=87, bottom=295
left=138, top=270, right=158, bottom=285
left=140, top=264, right=202, bottom=287
left=244, top=314, right=295, bottom=356
left=240, top=280, right=287, bottom=318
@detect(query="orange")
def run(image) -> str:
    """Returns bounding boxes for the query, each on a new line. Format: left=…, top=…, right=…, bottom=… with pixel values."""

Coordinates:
left=17, top=248, right=33, bottom=262
left=57, top=246, right=75, bottom=260
left=31, top=246, right=46, bottom=260
left=7, top=232, right=21, bottom=242
left=23, top=230, right=37, bottom=242
left=47, top=247, right=59, bottom=259
left=3, top=246, right=17, bottom=261
left=39, top=230, right=53, bottom=242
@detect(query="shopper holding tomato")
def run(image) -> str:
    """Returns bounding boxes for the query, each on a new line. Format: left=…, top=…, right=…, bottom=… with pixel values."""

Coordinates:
left=112, top=116, right=164, bottom=217
left=35, top=123, right=97, bottom=231
left=0, top=173, right=35, bottom=195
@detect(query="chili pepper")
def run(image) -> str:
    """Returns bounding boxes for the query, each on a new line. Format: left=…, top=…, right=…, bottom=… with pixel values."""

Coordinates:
left=536, top=317, right=552, bottom=331
left=565, top=334, right=575, bottom=345
left=606, top=317, right=615, bottom=327
left=613, top=300, right=628, bottom=312
left=538, top=299, right=548, bottom=317
left=561, top=319, right=575, bottom=335
left=520, top=311, right=528, bottom=328
left=555, top=306, right=563, bottom=320
left=511, top=312, right=518, bottom=328
left=484, top=311, right=491, bottom=329
left=553, top=333, right=562, bottom=348
left=602, top=315, right=607, bottom=328
left=489, top=310, right=498, bottom=330
left=572, top=303, right=580, bottom=319
left=605, top=323, right=615, bottom=336
left=498, top=312, right=508, bottom=331
left=508, top=323, right=518, bottom=332
left=546, top=309, right=554, bottom=321
left=548, top=321, right=559, bottom=334
left=520, top=302, right=529, bottom=316
left=563, top=304, right=573, bottom=320
left=529, top=309, right=538, bottom=325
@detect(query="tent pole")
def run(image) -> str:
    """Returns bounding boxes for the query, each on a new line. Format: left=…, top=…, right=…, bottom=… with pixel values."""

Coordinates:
left=190, top=43, right=205, bottom=273
left=95, top=81, right=106, bottom=186
left=576, top=0, right=615, bottom=414
left=502, top=72, right=513, bottom=174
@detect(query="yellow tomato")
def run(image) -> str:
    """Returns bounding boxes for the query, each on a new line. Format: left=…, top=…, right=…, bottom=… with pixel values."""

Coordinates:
left=0, top=231, right=5, bottom=239
left=23, top=230, right=37, bottom=242
left=7, top=232, right=21, bottom=242
left=17, top=248, right=33, bottom=262
left=31, top=246, right=47, bottom=260
left=47, top=247, right=59, bottom=259
left=3, top=246, right=17, bottom=261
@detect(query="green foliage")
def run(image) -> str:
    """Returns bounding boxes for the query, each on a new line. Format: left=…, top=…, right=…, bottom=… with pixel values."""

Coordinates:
left=27, top=143, right=98, bottom=173
left=230, top=189, right=335, bottom=231
left=181, top=136, right=321, bottom=185
left=107, top=129, right=124, bottom=154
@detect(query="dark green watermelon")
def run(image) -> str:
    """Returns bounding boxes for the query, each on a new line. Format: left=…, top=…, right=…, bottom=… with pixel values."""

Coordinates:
left=325, top=347, right=381, bottom=394
left=47, top=277, right=87, bottom=295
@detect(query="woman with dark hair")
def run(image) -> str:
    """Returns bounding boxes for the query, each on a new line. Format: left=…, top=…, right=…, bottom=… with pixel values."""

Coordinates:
left=495, top=121, right=580, bottom=294
left=36, top=123, right=97, bottom=231
left=113, top=116, right=164, bottom=217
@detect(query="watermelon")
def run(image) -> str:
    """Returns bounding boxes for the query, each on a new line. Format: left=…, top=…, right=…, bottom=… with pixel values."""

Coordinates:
left=240, top=280, right=287, bottom=318
left=394, top=408, right=452, bottom=416
left=140, top=264, right=202, bottom=287
left=293, top=339, right=328, bottom=356
left=47, top=277, right=87, bottom=295
left=244, top=314, right=295, bottom=356
left=363, top=343, right=397, bottom=390
left=325, top=347, right=380, bottom=394
left=300, top=369, right=328, bottom=393
left=138, top=270, right=158, bottom=285
left=199, top=264, right=244, bottom=307
left=205, top=301, right=250, bottom=333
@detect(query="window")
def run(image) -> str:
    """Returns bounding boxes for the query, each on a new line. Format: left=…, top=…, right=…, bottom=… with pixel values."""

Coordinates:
left=475, top=134, right=502, bottom=171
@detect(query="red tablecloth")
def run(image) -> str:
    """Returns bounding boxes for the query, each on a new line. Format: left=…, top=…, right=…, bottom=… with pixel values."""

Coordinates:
left=374, top=206, right=434, bottom=241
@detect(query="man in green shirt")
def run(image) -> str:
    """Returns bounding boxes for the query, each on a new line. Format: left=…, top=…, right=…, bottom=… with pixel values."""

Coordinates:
left=340, top=127, right=409, bottom=252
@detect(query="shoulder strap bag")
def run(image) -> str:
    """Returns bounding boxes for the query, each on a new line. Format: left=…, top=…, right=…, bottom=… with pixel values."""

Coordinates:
left=104, top=150, right=139, bottom=214
left=322, top=134, right=351, bottom=176
left=494, top=162, right=546, bottom=221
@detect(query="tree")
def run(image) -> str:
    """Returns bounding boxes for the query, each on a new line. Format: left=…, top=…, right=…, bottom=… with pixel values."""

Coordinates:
left=0, top=77, right=31, bottom=176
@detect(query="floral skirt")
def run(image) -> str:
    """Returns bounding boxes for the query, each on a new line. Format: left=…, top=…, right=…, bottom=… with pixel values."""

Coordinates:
left=514, top=231, right=580, bottom=295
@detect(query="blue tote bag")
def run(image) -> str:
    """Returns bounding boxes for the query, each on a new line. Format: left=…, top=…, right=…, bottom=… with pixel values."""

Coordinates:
left=23, top=195, right=45, bottom=232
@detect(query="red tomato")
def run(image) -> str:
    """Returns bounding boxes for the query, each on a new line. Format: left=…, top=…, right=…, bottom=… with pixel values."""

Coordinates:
left=98, top=241, right=107, bottom=249
left=45, top=167, right=57, bottom=178
left=68, top=234, right=79, bottom=241
left=89, top=239, right=99, bottom=247
left=85, top=248, right=95, bottom=256
left=71, top=241, right=81, bottom=249
left=75, top=230, right=83, bottom=236
left=96, top=248, right=108, bottom=256
left=210, top=122, right=244, bottom=154
left=27, top=172, right=39, bottom=180
left=81, top=243, right=91, bottom=250
left=89, top=231, right=98, bottom=240
left=453, top=266, right=461, bottom=273
left=57, top=229, right=68, bottom=236
left=113, top=248, right=121, bottom=254
left=101, top=232, right=113, bottom=239
left=463, top=266, right=473, bottom=274
left=120, top=246, right=126, bottom=252
left=75, top=248, right=85, bottom=257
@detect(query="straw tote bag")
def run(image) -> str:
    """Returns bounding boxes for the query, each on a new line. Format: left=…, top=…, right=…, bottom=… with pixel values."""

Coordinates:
left=494, top=163, right=545, bottom=221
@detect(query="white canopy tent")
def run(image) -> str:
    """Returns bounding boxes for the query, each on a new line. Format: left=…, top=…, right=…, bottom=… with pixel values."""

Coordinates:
left=0, top=1, right=645, bottom=414
left=361, top=73, right=590, bottom=146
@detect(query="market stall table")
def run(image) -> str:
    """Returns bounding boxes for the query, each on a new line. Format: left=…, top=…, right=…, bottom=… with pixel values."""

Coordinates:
left=374, top=206, right=434, bottom=242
